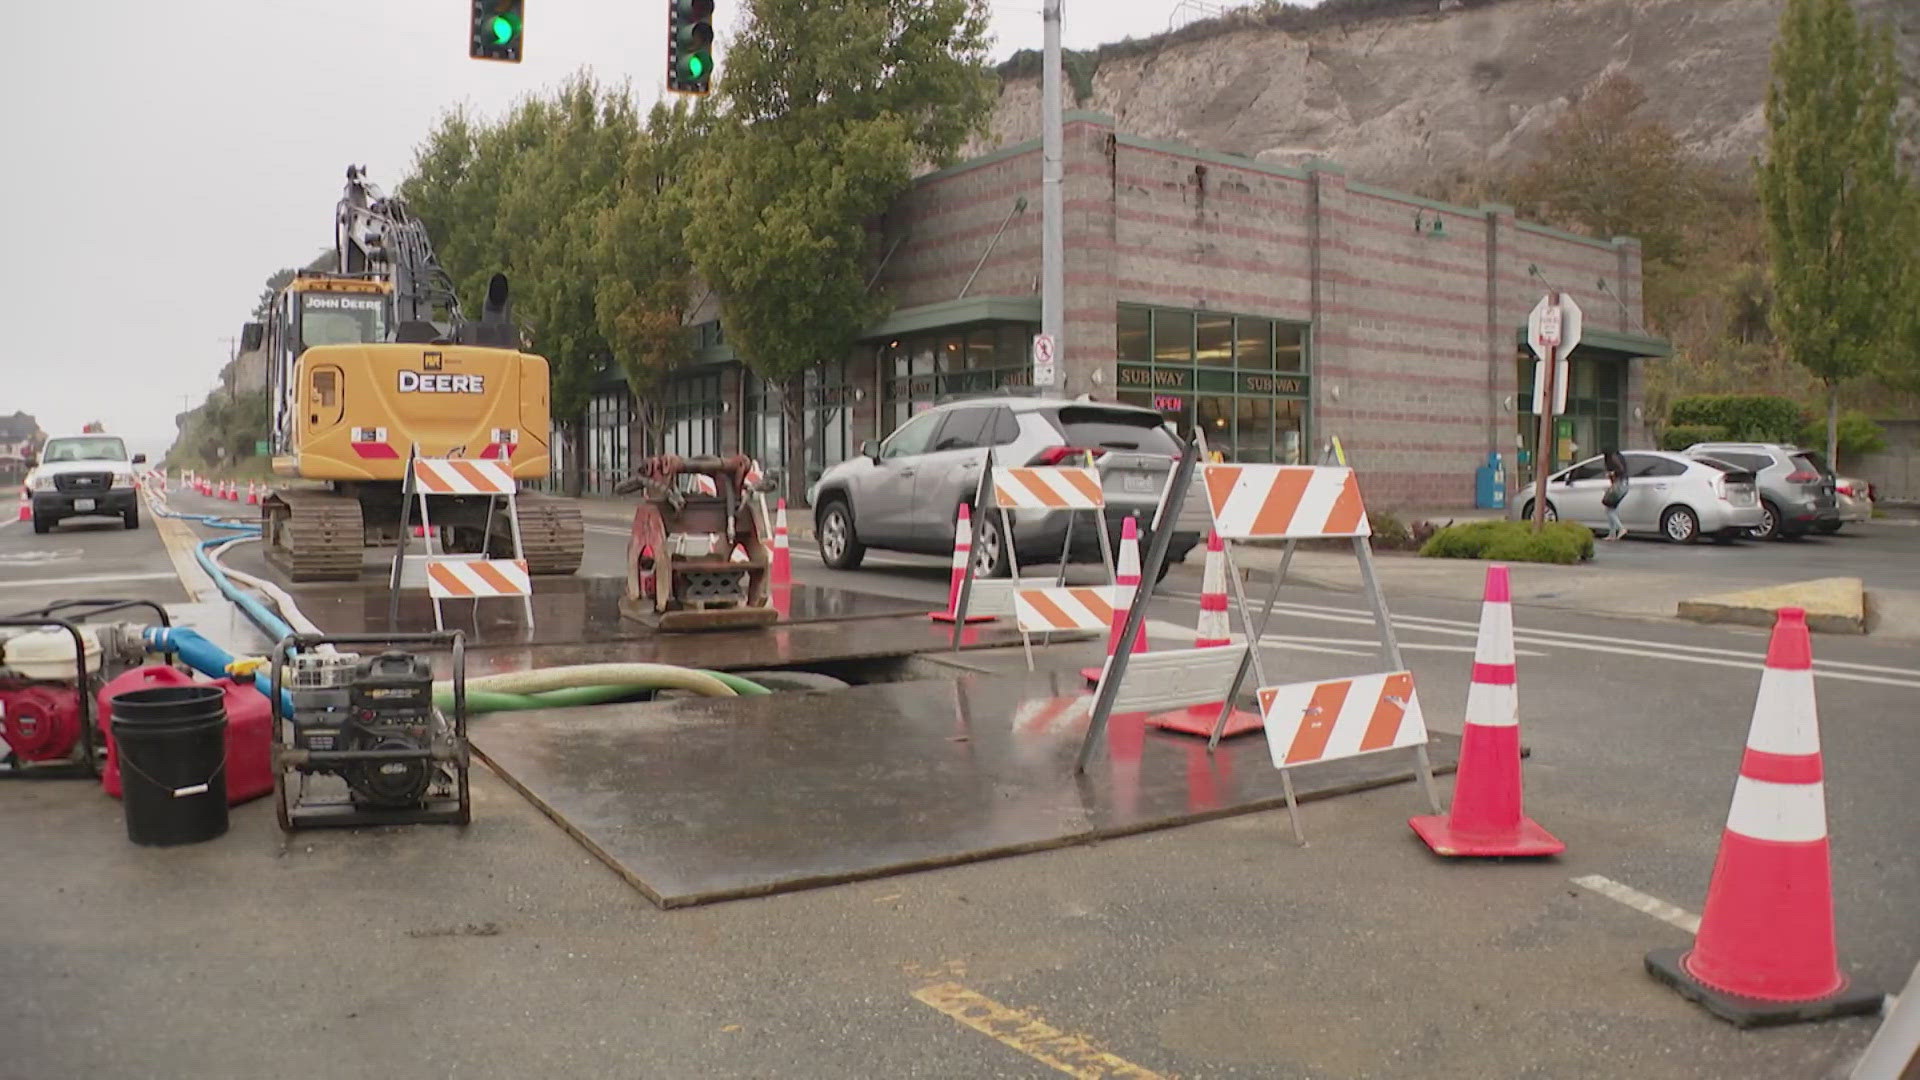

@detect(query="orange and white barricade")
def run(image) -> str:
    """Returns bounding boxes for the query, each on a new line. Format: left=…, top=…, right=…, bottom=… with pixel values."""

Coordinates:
left=943, top=456, right=1118, bottom=649
left=388, top=450, right=534, bottom=631
left=1076, top=435, right=1440, bottom=843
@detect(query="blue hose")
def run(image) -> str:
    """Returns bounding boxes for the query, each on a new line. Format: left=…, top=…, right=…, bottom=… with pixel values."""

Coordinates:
left=191, top=534, right=297, bottom=646
left=141, top=626, right=291, bottom=712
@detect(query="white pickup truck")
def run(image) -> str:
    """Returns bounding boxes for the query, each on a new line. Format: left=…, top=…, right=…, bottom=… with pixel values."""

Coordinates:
left=24, top=434, right=146, bottom=533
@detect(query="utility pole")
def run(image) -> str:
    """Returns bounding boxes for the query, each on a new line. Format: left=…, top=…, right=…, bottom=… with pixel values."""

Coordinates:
left=218, top=336, right=240, bottom=402
left=1040, top=0, right=1064, bottom=395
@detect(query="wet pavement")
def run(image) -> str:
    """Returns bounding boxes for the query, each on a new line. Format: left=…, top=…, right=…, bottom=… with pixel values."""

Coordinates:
left=264, top=570, right=1010, bottom=674
left=471, top=670, right=1463, bottom=907
left=276, top=572, right=939, bottom=647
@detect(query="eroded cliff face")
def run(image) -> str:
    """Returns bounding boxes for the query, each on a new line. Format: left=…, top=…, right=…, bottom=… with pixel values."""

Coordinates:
left=983, top=0, right=1917, bottom=187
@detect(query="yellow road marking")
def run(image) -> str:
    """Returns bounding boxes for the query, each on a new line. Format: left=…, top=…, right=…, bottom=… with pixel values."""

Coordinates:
left=148, top=492, right=218, bottom=601
left=911, top=982, right=1166, bottom=1080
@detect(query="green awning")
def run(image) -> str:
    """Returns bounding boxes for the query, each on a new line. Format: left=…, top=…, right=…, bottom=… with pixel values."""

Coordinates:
left=1515, top=324, right=1672, bottom=358
left=860, top=296, right=1042, bottom=341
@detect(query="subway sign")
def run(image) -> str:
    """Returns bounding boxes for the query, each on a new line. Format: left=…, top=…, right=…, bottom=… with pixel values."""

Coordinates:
left=1117, top=365, right=1306, bottom=396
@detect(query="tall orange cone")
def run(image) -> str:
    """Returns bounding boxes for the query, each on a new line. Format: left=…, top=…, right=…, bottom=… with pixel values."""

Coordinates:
left=770, top=498, right=793, bottom=587
left=931, top=504, right=994, bottom=624
left=1409, top=563, right=1564, bottom=857
left=246, top=481, right=260, bottom=506
left=1148, top=529, right=1262, bottom=737
left=15, top=487, right=29, bottom=522
left=1082, top=515, right=1150, bottom=683
left=1646, top=608, right=1882, bottom=1027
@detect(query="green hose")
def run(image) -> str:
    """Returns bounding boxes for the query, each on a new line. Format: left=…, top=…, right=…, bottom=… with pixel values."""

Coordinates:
left=434, top=667, right=773, bottom=714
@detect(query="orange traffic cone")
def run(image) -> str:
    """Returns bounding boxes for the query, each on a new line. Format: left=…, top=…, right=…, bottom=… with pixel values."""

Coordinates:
left=770, top=498, right=793, bottom=587
left=930, top=504, right=995, bottom=624
left=246, top=481, right=259, bottom=505
left=1409, top=563, right=1564, bottom=857
left=15, top=487, right=29, bottom=522
left=1149, top=529, right=1262, bottom=737
left=1646, top=607, right=1882, bottom=1026
left=1082, top=515, right=1150, bottom=683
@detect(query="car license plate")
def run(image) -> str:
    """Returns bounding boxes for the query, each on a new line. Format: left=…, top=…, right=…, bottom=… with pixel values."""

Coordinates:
left=74, top=498, right=95, bottom=512
left=1122, top=473, right=1154, bottom=494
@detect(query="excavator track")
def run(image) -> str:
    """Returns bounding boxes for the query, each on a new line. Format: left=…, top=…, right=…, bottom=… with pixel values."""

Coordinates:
left=261, top=489, right=366, bottom=582
left=507, top=494, right=585, bottom=576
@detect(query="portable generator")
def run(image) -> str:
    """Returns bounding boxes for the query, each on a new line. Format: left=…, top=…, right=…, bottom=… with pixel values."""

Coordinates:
left=0, top=600, right=175, bottom=779
left=268, top=630, right=469, bottom=829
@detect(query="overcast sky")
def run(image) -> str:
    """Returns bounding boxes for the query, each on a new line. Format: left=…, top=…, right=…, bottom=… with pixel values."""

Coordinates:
left=4, top=0, right=1303, bottom=459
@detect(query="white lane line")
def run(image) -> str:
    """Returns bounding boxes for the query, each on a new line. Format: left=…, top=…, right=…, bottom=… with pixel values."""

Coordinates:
left=1254, top=596, right=1920, bottom=677
left=1572, top=874, right=1701, bottom=934
left=1258, top=634, right=1549, bottom=657
left=1388, top=607, right=1920, bottom=678
left=0, top=570, right=181, bottom=588
left=1254, top=600, right=1920, bottom=689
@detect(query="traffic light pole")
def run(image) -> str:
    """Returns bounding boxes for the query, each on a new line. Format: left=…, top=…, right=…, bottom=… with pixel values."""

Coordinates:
left=1040, top=0, right=1065, bottom=397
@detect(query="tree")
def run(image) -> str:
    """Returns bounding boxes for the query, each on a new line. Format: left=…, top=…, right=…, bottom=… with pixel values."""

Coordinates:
left=403, top=75, right=640, bottom=495
left=252, top=267, right=299, bottom=322
left=687, top=0, right=995, bottom=500
left=1507, top=73, right=1708, bottom=269
left=1757, top=0, right=1915, bottom=466
left=596, top=99, right=714, bottom=456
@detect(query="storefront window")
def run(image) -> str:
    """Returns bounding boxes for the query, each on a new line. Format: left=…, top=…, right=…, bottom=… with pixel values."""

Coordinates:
left=1154, top=310, right=1193, bottom=365
left=745, top=362, right=853, bottom=489
left=662, top=371, right=723, bottom=460
left=1117, top=306, right=1150, bottom=363
left=1116, top=304, right=1310, bottom=464
left=1515, top=348, right=1625, bottom=486
left=879, top=321, right=1038, bottom=437
left=1196, top=314, right=1233, bottom=368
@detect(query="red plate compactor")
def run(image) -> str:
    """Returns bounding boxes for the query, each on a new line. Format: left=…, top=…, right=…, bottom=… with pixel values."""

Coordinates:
left=616, top=454, right=778, bottom=632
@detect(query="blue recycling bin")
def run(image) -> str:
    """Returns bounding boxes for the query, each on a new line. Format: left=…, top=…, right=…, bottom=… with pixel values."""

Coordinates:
left=1474, top=452, right=1507, bottom=510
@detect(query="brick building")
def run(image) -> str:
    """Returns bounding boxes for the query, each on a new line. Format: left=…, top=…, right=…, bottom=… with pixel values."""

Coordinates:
left=561, top=111, right=1667, bottom=509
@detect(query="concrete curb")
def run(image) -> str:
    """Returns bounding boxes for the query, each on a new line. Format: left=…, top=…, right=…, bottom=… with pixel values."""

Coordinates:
left=1676, top=577, right=1867, bottom=635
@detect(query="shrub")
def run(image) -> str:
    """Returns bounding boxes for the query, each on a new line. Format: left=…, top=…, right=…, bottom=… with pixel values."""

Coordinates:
left=1368, top=511, right=1412, bottom=549
left=1796, top=411, right=1887, bottom=464
left=1659, top=423, right=1728, bottom=450
left=1667, top=395, right=1806, bottom=443
left=1419, top=520, right=1594, bottom=564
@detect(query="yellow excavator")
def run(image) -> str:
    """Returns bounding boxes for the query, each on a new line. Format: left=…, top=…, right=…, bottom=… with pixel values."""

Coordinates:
left=243, top=167, right=584, bottom=581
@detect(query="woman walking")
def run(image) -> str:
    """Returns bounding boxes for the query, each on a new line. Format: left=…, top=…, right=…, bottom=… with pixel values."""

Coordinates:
left=1601, top=449, right=1629, bottom=541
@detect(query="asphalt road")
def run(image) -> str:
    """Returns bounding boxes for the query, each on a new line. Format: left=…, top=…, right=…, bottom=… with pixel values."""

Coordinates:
left=1588, top=517, right=1920, bottom=593
left=1, top=489, right=1916, bottom=1078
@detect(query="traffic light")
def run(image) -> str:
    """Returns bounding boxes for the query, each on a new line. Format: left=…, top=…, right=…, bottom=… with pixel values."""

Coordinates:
left=667, top=0, right=714, bottom=95
left=470, top=0, right=524, bottom=63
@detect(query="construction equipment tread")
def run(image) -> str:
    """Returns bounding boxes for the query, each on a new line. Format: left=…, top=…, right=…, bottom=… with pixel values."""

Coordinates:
left=263, top=490, right=365, bottom=582
left=513, top=495, right=584, bottom=577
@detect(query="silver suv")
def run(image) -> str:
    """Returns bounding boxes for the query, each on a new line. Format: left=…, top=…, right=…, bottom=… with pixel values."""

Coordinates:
left=1682, top=442, right=1839, bottom=539
left=807, top=395, right=1198, bottom=581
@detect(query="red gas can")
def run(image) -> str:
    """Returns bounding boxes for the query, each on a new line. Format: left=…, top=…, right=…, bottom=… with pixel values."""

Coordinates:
left=98, top=667, right=274, bottom=806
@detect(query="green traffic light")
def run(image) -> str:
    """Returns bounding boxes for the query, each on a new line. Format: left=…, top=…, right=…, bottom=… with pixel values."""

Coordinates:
left=490, top=14, right=516, bottom=45
left=687, top=55, right=706, bottom=78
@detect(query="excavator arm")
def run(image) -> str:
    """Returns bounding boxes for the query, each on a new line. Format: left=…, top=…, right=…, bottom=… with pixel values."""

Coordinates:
left=334, top=165, right=465, bottom=338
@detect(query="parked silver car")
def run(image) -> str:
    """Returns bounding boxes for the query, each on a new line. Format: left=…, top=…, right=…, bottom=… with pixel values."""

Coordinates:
left=1682, top=442, right=1840, bottom=539
left=1835, top=476, right=1873, bottom=525
left=807, top=394, right=1199, bottom=580
left=1521, top=450, right=1763, bottom=543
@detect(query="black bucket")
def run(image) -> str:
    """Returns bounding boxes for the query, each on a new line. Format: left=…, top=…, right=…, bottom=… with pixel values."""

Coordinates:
left=110, top=686, right=229, bottom=846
